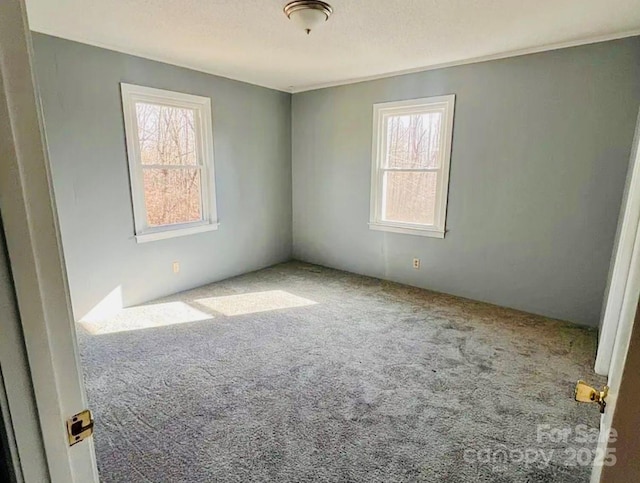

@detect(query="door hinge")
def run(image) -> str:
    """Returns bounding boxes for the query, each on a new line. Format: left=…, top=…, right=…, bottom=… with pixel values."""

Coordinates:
left=575, top=380, right=609, bottom=413
left=66, top=409, right=94, bottom=446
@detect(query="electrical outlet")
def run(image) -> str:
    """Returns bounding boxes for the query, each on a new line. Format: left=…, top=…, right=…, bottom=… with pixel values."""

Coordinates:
left=172, top=261, right=180, bottom=273
left=413, top=258, right=420, bottom=269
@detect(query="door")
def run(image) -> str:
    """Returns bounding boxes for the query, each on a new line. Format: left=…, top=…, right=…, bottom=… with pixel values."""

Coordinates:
left=595, top=111, right=640, bottom=376
left=587, top=110, right=640, bottom=483
left=0, top=0, right=99, bottom=481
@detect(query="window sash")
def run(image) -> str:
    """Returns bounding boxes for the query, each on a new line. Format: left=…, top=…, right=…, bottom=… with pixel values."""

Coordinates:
left=380, top=170, right=441, bottom=226
left=133, top=110, right=207, bottom=227
left=381, top=109, right=446, bottom=170
left=140, top=165, right=206, bottom=227
left=141, top=164, right=205, bottom=170
left=135, top=102, right=203, bottom=169
left=380, top=167, right=441, bottom=172
left=121, top=83, right=217, bottom=241
left=369, top=95, right=455, bottom=237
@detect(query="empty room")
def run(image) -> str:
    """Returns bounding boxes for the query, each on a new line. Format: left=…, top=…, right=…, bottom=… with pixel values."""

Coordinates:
left=2, top=0, right=640, bottom=482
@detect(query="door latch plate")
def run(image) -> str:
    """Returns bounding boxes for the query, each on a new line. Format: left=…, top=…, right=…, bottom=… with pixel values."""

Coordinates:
left=66, top=409, right=94, bottom=446
left=575, top=380, right=608, bottom=413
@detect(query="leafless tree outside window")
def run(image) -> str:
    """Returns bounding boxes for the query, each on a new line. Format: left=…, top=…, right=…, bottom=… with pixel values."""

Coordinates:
left=383, top=112, right=442, bottom=225
left=135, top=102, right=203, bottom=226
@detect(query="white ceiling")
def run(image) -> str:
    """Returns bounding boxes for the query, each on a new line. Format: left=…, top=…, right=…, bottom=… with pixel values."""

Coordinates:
left=26, top=0, right=640, bottom=93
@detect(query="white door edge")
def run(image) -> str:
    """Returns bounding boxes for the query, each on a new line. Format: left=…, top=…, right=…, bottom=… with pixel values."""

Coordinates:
left=0, top=1, right=98, bottom=482
left=595, top=109, right=640, bottom=376
left=591, top=111, right=640, bottom=483
left=591, top=229, right=640, bottom=482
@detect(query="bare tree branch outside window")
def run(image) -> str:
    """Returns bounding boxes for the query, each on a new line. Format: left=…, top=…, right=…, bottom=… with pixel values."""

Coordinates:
left=383, top=112, right=442, bottom=225
left=135, top=102, right=203, bottom=226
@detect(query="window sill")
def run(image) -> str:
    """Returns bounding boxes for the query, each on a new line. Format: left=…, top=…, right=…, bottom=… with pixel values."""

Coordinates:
left=368, top=222, right=445, bottom=238
left=135, top=222, right=219, bottom=243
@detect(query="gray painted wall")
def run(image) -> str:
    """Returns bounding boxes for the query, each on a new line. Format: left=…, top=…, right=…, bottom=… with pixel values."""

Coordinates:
left=31, top=33, right=640, bottom=326
left=32, top=33, right=292, bottom=321
left=292, top=37, right=640, bottom=327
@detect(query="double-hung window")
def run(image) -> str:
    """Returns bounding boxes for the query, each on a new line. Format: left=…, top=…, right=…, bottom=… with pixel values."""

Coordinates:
left=121, top=83, right=218, bottom=243
left=369, top=95, right=455, bottom=238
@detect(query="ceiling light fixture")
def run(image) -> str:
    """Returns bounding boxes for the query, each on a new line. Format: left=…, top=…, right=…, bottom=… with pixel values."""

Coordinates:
left=284, top=1, right=333, bottom=35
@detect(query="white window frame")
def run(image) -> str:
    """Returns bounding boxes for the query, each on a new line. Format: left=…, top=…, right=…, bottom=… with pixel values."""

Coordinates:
left=120, top=83, right=218, bottom=243
left=369, top=94, right=455, bottom=238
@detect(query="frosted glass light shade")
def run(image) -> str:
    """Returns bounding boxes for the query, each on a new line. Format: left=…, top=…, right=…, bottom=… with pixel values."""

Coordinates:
left=289, top=8, right=328, bottom=34
left=284, top=1, right=333, bottom=35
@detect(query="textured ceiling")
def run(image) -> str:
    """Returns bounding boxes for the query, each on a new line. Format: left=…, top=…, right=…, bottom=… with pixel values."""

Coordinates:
left=26, top=0, right=640, bottom=92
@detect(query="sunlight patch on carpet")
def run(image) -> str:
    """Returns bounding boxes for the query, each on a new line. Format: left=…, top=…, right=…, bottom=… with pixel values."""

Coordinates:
left=194, top=290, right=317, bottom=316
left=79, top=301, right=212, bottom=335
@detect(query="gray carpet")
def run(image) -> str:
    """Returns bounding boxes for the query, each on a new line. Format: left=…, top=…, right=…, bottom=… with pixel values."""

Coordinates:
left=78, top=262, right=605, bottom=482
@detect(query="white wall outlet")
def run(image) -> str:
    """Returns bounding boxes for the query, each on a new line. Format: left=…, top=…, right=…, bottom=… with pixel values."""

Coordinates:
left=413, top=258, right=420, bottom=269
left=172, top=261, right=180, bottom=273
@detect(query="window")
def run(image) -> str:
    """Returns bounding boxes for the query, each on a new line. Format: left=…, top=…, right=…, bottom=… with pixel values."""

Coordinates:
left=120, top=83, right=218, bottom=243
left=369, top=95, right=455, bottom=238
